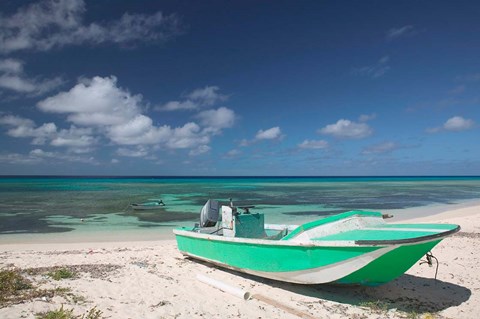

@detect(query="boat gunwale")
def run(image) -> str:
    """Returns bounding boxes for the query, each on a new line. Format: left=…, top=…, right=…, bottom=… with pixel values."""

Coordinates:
left=355, top=225, right=460, bottom=245
left=173, top=224, right=460, bottom=248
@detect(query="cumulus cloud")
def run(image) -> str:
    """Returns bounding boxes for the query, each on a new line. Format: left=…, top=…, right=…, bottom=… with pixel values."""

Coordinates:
left=427, top=116, right=475, bottom=133
left=160, top=100, right=197, bottom=111
left=3, top=76, right=238, bottom=161
left=298, top=139, right=329, bottom=149
left=0, top=0, right=183, bottom=54
left=0, top=148, right=96, bottom=165
left=189, top=145, right=211, bottom=156
left=386, top=25, right=415, bottom=40
left=239, top=126, right=284, bottom=147
left=0, top=114, right=97, bottom=150
left=187, top=86, right=228, bottom=106
left=29, top=148, right=97, bottom=164
left=353, top=56, right=390, bottom=78
left=0, top=152, right=42, bottom=164
left=116, top=146, right=150, bottom=157
left=196, top=107, right=236, bottom=133
left=165, top=122, right=209, bottom=149
left=443, top=116, right=474, bottom=131
left=0, top=58, right=63, bottom=94
left=0, top=115, right=56, bottom=144
left=255, top=127, right=282, bottom=140
left=38, top=76, right=142, bottom=126
left=51, top=126, right=96, bottom=148
left=0, top=59, right=23, bottom=73
left=319, top=119, right=373, bottom=139
left=156, top=86, right=228, bottom=111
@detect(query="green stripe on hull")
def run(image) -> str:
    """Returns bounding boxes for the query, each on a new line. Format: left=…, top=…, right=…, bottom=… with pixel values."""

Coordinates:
left=335, top=240, right=441, bottom=286
left=175, top=234, right=379, bottom=273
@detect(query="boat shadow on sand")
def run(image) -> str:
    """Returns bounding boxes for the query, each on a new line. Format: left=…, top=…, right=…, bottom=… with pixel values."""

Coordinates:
left=271, top=274, right=471, bottom=314
left=196, top=260, right=471, bottom=314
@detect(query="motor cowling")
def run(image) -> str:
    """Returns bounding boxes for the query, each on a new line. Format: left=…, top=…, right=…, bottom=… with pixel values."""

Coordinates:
left=200, top=199, right=220, bottom=227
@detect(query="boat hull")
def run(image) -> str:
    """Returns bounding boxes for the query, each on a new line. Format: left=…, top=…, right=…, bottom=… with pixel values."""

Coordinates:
left=174, top=229, right=442, bottom=286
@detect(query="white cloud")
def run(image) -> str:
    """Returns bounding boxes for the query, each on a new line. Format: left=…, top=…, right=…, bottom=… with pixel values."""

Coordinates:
left=0, top=152, right=42, bottom=164
left=298, top=139, right=329, bottom=149
left=197, top=107, right=236, bottom=133
left=0, top=0, right=183, bottom=54
left=239, top=139, right=250, bottom=147
left=4, top=76, right=238, bottom=162
left=156, top=86, right=228, bottom=111
left=362, top=141, right=397, bottom=155
left=427, top=116, right=475, bottom=133
left=30, top=149, right=55, bottom=157
left=359, top=113, right=376, bottom=122
left=38, top=76, right=142, bottom=126
left=353, top=56, right=390, bottom=78
left=0, top=148, right=96, bottom=165
left=116, top=146, right=149, bottom=157
left=0, top=58, right=63, bottom=94
left=0, top=115, right=35, bottom=127
left=0, top=59, right=23, bottom=73
left=320, top=119, right=373, bottom=139
left=0, top=115, right=56, bottom=143
left=187, top=86, right=228, bottom=106
left=443, top=116, right=474, bottom=131
left=255, top=127, right=282, bottom=140
left=51, top=126, right=96, bottom=148
left=29, top=148, right=97, bottom=164
left=160, top=100, right=197, bottom=111
left=386, top=25, right=415, bottom=40
left=0, top=115, right=96, bottom=150
left=166, top=122, right=209, bottom=149
left=189, top=145, right=211, bottom=156
left=239, top=126, right=284, bottom=147
left=225, top=149, right=241, bottom=158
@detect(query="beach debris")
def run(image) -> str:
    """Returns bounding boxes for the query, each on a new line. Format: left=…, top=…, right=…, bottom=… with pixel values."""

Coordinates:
left=151, top=300, right=171, bottom=308
left=196, top=274, right=250, bottom=300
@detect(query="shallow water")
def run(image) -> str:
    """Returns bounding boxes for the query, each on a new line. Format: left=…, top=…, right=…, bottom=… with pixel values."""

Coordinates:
left=1, top=176, right=479, bottom=242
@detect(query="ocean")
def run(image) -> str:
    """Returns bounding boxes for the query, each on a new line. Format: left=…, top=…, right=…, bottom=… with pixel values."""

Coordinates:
left=1, top=176, right=480, bottom=243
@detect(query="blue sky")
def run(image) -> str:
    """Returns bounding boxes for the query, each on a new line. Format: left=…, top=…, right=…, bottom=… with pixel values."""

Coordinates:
left=0, top=0, right=479, bottom=176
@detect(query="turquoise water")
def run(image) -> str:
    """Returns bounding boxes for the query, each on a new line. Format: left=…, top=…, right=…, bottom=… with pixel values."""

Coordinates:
left=1, top=176, right=480, bottom=241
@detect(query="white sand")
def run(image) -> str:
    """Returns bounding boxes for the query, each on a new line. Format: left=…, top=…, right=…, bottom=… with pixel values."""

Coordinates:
left=1, top=204, right=479, bottom=319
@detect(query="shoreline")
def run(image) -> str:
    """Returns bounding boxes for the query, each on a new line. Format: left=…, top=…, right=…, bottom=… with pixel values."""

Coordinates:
left=1, top=198, right=480, bottom=246
left=1, top=202, right=479, bottom=318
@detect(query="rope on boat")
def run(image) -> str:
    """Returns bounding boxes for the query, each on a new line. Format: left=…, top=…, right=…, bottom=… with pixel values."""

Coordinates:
left=419, top=251, right=439, bottom=280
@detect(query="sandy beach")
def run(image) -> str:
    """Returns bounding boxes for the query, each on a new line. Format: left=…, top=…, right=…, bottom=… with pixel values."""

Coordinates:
left=1, top=204, right=479, bottom=319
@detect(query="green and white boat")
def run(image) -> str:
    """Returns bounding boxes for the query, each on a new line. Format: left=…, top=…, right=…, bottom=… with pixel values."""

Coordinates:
left=174, top=199, right=460, bottom=286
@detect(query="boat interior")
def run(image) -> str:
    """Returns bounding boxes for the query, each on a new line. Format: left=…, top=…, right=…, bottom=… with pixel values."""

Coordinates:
left=190, top=199, right=460, bottom=244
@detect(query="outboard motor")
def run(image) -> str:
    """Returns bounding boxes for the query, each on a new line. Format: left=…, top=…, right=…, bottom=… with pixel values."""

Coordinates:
left=200, top=199, right=220, bottom=227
